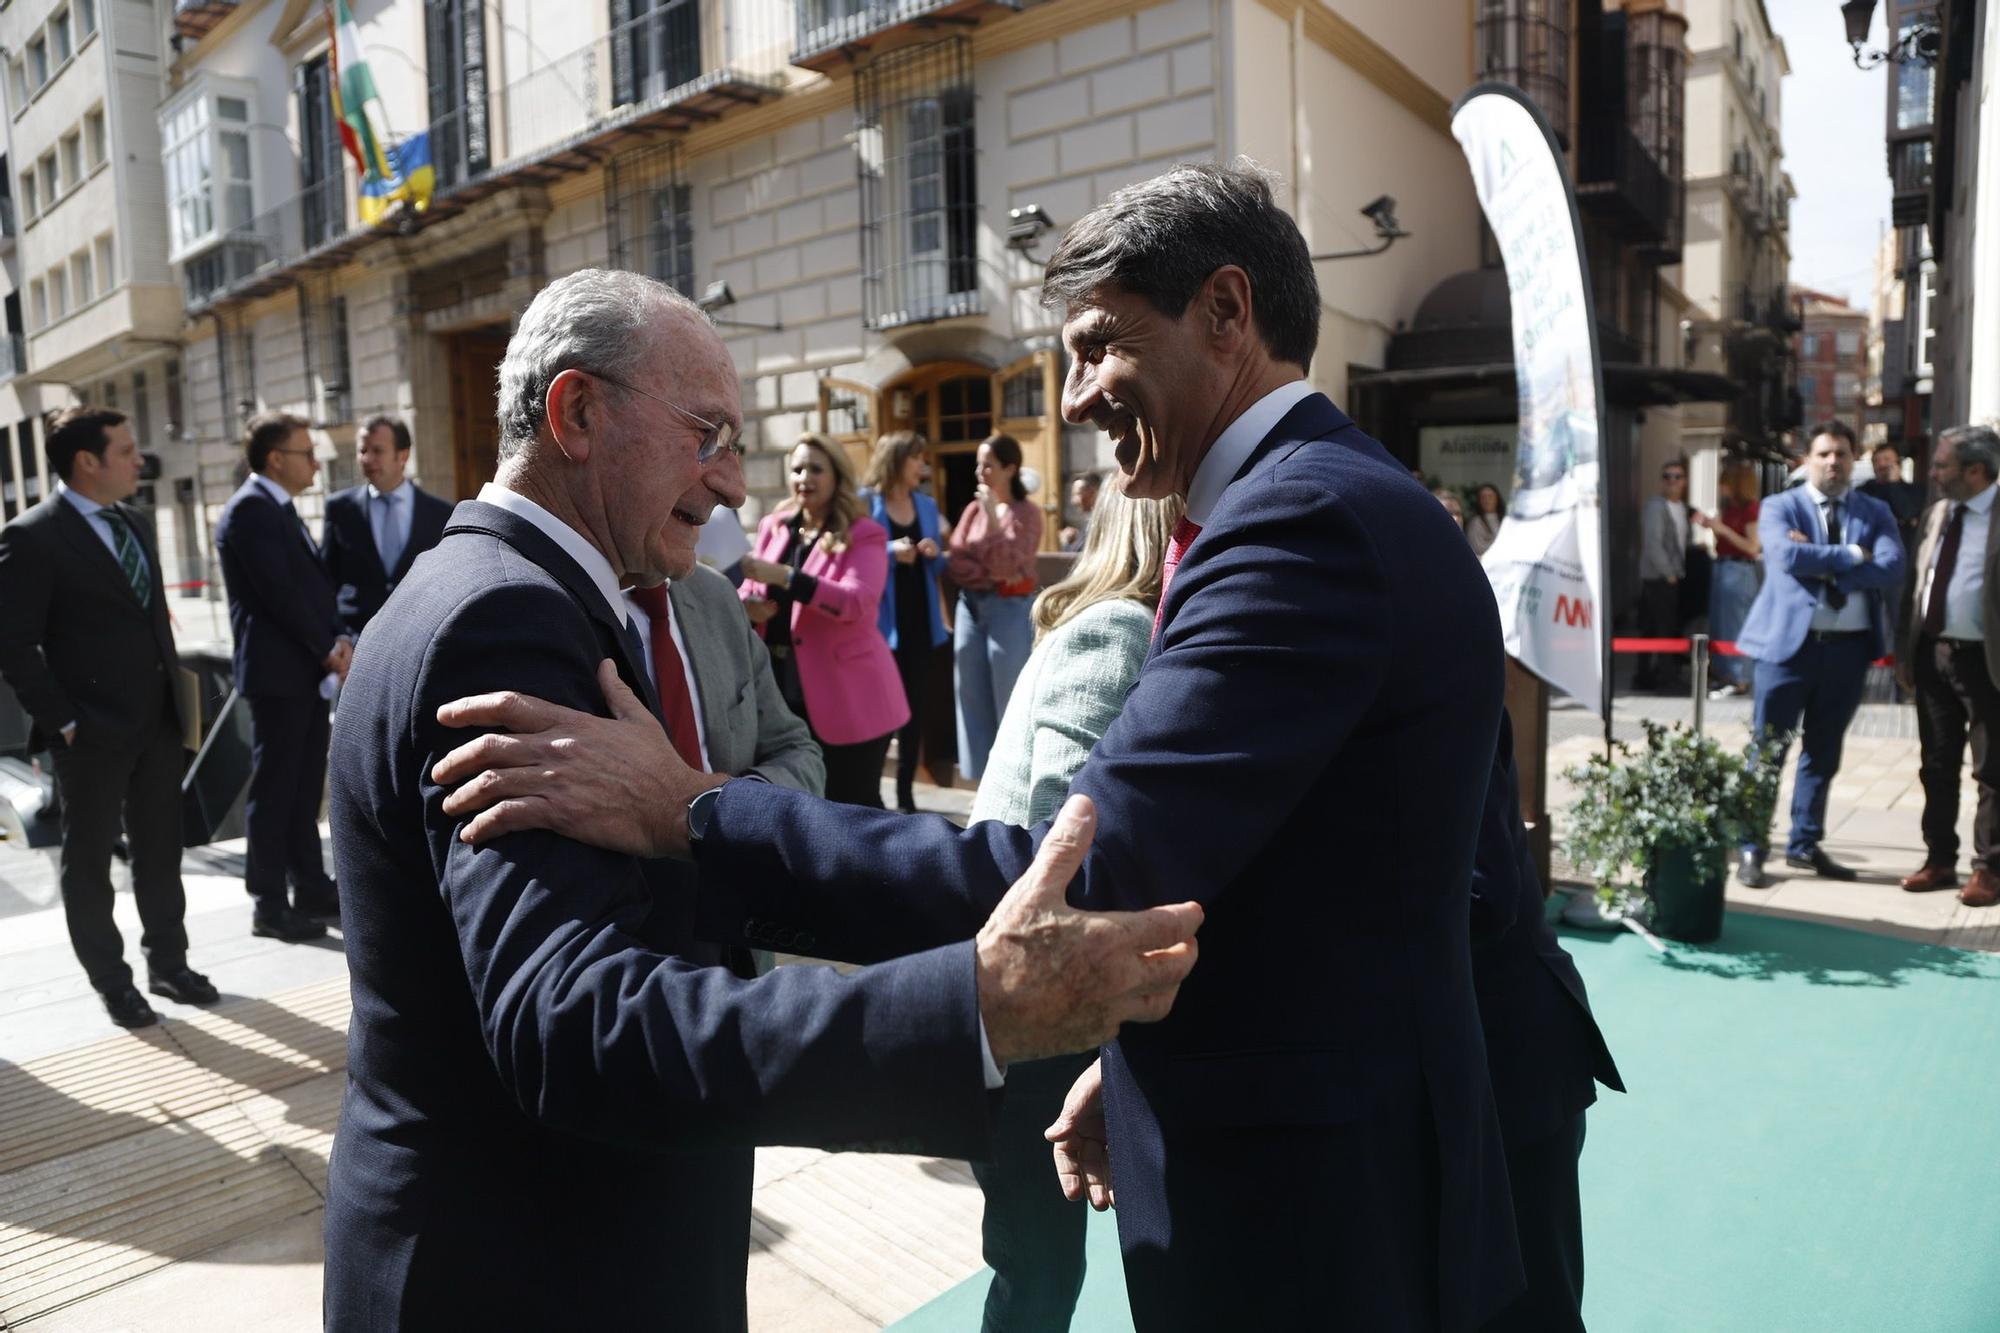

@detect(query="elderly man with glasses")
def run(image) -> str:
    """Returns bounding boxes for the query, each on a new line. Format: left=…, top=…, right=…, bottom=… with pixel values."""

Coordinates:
left=320, top=268, right=1200, bottom=1330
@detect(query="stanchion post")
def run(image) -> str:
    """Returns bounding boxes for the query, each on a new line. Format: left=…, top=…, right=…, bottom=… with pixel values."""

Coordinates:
left=1691, top=634, right=1709, bottom=736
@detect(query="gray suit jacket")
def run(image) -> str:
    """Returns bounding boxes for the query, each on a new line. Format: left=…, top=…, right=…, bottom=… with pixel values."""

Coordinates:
left=670, top=564, right=824, bottom=795
left=1904, top=493, right=2000, bottom=688
left=1639, top=494, right=1687, bottom=582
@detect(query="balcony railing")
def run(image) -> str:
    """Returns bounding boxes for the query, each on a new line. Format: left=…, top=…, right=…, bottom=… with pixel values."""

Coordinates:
left=172, top=0, right=238, bottom=43
left=1890, top=137, right=1932, bottom=228
left=182, top=174, right=351, bottom=310
left=793, top=0, right=1022, bottom=70
left=1577, top=120, right=1673, bottom=246
left=0, top=332, right=23, bottom=380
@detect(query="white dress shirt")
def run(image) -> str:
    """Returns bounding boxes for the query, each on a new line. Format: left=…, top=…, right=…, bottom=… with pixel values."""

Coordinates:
left=1184, top=379, right=1318, bottom=525
left=368, top=478, right=416, bottom=572
left=1801, top=483, right=1873, bottom=633
left=57, top=482, right=148, bottom=581
left=1924, top=483, right=1996, bottom=641
left=477, top=482, right=1006, bottom=1086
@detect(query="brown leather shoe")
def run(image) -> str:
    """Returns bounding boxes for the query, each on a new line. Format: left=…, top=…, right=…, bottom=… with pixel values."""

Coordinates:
left=1959, top=868, right=2000, bottom=908
left=1902, top=863, right=1960, bottom=892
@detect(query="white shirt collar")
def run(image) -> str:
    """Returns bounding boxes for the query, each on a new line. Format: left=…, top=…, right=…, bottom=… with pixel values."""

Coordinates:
left=56, top=480, right=110, bottom=521
left=1801, top=481, right=1848, bottom=508
left=1183, top=380, right=1317, bottom=525
left=478, top=482, right=625, bottom=623
left=368, top=478, right=414, bottom=504
left=250, top=473, right=293, bottom=507
left=1961, top=484, right=1997, bottom=517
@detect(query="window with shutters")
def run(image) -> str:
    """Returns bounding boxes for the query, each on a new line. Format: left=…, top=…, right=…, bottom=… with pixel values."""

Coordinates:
left=425, top=0, right=489, bottom=191
left=296, top=55, right=346, bottom=248
left=611, top=0, right=700, bottom=109
left=855, top=38, right=980, bottom=331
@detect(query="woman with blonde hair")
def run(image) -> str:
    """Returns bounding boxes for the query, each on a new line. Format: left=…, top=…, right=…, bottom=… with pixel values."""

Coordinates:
left=862, top=431, right=949, bottom=812
left=740, top=433, right=907, bottom=805
left=964, top=477, right=1182, bottom=1330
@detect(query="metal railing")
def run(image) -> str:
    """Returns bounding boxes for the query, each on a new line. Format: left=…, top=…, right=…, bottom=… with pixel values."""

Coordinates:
left=794, top=0, right=1020, bottom=64
left=1577, top=119, right=1672, bottom=245
left=185, top=173, right=345, bottom=308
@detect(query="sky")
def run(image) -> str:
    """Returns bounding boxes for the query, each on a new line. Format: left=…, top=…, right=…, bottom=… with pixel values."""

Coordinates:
left=1766, top=0, right=1897, bottom=310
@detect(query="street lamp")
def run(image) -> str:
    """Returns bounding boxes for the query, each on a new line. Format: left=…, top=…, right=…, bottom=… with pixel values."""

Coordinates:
left=1840, top=0, right=1940, bottom=68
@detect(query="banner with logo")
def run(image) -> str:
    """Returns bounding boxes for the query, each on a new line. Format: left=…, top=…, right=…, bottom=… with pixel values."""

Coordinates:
left=1451, top=82, right=1610, bottom=719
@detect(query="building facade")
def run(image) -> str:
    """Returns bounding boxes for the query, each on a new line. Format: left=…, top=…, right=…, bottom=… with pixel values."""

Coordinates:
left=1792, top=287, right=1869, bottom=440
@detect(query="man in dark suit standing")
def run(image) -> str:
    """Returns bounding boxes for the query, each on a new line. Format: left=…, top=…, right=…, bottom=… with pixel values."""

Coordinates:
left=1897, top=425, right=2000, bottom=906
left=1734, top=420, right=1906, bottom=887
left=321, top=414, right=450, bottom=638
left=0, top=407, right=218, bottom=1028
left=431, top=166, right=1599, bottom=1330
left=322, top=268, right=1199, bottom=1329
left=213, top=412, right=347, bottom=941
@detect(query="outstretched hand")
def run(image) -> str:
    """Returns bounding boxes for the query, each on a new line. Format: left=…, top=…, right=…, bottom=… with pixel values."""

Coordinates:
left=1048, top=1057, right=1113, bottom=1210
left=975, top=796, right=1202, bottom=1067
left=432, top=660, right=718, bottom=857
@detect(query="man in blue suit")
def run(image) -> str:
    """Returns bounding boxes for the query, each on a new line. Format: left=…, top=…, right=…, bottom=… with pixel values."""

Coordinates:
left=320, top=414, right=450, bottom=638
left=213, top=412, right=348, bottom=941
left=323, top=269, right=1200, bottom=1329
left=1734, top=420, right=1906, bottom=886
left=433, top=166, right=1555, bottom=1330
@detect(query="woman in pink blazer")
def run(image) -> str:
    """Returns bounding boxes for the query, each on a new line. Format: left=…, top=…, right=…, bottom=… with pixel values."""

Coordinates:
left=740, top=433, right=910, bottom=806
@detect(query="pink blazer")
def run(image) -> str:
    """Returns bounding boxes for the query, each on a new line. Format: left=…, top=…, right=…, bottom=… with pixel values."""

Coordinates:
left=741, top=511, right=911, bottom=746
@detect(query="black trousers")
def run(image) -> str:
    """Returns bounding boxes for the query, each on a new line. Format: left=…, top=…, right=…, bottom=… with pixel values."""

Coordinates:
left=1915, top=636, right=2000, bottom=871
left=818, top=731, right=892, bottom=808
left=892, top=638, right=931, bottom=801
left=51, top=707, right=189, bottom=992
left=1479, top=1110, right=1588, bottom=1333
left=1634, top=578, right=1682, bottom=687
left=244, top=693, right=334, bottom=907
left=972, top=1050, right=1096, bottom=1332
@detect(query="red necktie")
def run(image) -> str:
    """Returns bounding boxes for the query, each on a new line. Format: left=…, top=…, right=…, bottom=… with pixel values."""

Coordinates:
left=627, top=583, right=705, bottom=771
left=1153, top=517, right=1203, bottom=642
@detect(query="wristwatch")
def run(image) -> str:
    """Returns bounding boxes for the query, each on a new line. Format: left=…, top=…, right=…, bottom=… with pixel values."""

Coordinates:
left=686, top=783, right=725, bottom=846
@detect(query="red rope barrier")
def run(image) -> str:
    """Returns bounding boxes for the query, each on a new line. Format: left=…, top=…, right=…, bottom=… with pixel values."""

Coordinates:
left=1610, top=637, right=1893, bottom=668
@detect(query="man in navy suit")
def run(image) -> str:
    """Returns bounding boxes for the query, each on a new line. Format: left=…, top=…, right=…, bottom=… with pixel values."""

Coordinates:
left=1734, top=420, right=1906, bottom=886
left=433, top=166, right=1567, bottom=1330
left=320, top=414, right=450, bottom=638
left=323, top=269, right=1200, bottom=1329
left=212, top=412, right=347, bottom=941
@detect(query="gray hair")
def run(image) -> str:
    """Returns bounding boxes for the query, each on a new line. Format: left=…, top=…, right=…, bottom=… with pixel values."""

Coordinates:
left=496, top=268, right=701, bottom=461
left=1041, top=159, right=1321, bottom=371
left=1942, top=424, right=2000, bottom=482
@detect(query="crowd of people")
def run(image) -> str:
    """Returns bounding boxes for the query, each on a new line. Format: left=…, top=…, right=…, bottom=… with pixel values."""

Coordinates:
left=5, top=152, right=1997, bottom=1333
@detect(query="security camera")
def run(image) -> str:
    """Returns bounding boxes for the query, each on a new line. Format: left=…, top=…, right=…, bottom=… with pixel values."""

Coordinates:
left=1360, top=196, right=1405, bottom=238
left=1007, top=205, right=1053, bottom=250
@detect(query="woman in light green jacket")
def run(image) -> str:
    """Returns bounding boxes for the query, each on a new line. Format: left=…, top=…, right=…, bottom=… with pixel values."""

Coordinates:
left=966, top=478, right=1183, bottom=1331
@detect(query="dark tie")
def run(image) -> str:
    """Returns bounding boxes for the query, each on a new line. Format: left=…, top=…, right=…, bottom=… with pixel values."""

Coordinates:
left=1153, top=516, right=1203, bottom=642
left=374, top=492, right=404, bottom=573
left=1922, top=503, right=1969, bottom=639
left=104, top=511, right=151, bottom=608
left=1821, top=500, right=1847, bottom=611
left=281, top=500, right=318, bottom=556
left=628, top=583, right=705, bottom=771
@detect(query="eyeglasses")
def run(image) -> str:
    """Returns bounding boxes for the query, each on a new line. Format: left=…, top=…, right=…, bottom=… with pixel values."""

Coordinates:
left=1661, top=471, right=1686, bottom=481
left=587, top=370, right=741, bottom=463
left=272, top=447, right=317, bottom=458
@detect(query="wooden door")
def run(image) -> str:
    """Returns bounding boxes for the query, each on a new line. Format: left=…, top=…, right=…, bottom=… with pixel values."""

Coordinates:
left=449, top=326, right=513, bottom=497
left=991, top=350, right=1062, bottom=550
left=817, top=375, right=880, bottom=477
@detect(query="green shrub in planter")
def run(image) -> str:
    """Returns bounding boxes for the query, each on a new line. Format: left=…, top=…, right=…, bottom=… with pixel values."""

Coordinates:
left=1563, top=722, right=1788, bottom=942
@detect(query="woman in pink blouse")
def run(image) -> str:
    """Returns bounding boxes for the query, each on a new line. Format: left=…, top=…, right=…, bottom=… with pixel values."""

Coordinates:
left=946, top=433, right=1045, bottom=779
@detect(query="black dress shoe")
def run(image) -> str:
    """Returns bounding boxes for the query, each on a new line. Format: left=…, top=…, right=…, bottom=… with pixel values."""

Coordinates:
left=253, top=904, right=328, bottom=942
left=148, top=967, right=220, bottom=1005
left=1737, top=851, right=1768, bottom=889
left=293, top=886, right=340, bottom=920
left=1785, top=848, right=1859, bottom=881
left=102, top=984, right=159, bottom=1029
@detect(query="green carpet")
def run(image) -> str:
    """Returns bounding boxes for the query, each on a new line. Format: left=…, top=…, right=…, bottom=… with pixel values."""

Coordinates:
left=891, top=909, right=2000, bottom=1331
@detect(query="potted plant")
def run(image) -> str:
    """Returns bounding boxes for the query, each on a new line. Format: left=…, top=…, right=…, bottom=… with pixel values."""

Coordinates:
left=1562, top=722, right=1787, bottom=943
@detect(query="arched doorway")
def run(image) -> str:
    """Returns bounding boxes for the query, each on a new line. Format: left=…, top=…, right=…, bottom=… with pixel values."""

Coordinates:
left=816, top=350, right=1063, bottom=546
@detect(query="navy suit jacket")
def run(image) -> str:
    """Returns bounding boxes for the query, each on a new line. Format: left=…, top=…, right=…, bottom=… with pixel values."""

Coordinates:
left=694, top=395, right=1525, bottom=1329
left=323, top=500, right=992, bottom=1330
left=321, top=482, right=451, bottom=637
left=213, top=478, right=343, bottom=697
left=1735, top=485, right=1906, bottom=663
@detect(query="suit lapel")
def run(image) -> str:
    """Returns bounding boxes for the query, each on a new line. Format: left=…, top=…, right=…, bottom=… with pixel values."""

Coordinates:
left=53, top=495, right=146, bottom=610
left=444, top=500, right=661, bottom=719
left=668, top=579, right=732, bottom=759
left=387, top=488, right=447, bottom=582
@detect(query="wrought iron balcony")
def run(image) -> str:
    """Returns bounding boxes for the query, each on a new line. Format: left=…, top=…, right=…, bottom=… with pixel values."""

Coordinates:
left=1889, top=137, right=1932, bottom=227
left=793, top=0, right=1022, bottom=72
left=182, top=174, right=354, bottom=311
left=1576, top=120, right=1674, bottom=247
left=172, top=0, right=237, bottom=43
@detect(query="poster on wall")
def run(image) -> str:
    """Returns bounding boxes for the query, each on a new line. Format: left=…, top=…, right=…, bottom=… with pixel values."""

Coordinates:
left=1451, top=82, right=1611, bottom=720
left=1419, top=425, right=1518, bottom=497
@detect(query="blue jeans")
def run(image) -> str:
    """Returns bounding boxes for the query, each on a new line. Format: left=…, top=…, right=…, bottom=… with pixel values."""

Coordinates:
left=1746, top=633, right=1875, bottom=858
left=1708, top=559, right=1762, bottom=688
left=954, top=588, right=1035, bottom=781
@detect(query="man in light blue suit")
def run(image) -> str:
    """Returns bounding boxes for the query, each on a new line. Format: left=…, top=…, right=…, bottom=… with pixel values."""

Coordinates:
left=1735, top=420, right=1906, bottom=886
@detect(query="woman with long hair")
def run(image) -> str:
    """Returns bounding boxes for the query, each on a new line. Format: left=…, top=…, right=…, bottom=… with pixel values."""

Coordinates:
left=946, top=433, right=1044, bottom=780
left=1696, top=459, right=1764, bottom=696
left=862, top=431, right=949, bottom=812
left=740, top=434, right=908, bottom=806
left=1467, top=483, right=1506, bottom=557
left=966, top=478, right=1183, bottom=1331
